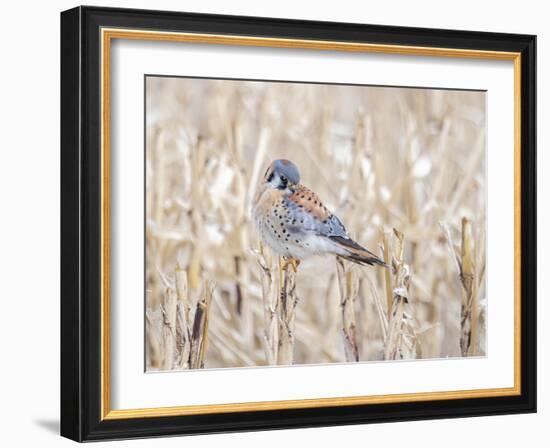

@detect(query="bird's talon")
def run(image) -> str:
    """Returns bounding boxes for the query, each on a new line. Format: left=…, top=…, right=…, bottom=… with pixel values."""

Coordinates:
left=278, top=257, right=300, bottom=289
left=280, top=257, right=300, bottom=273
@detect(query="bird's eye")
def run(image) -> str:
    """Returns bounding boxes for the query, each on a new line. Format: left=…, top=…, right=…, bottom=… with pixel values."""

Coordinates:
left=280, top=175, right=287, bottom=183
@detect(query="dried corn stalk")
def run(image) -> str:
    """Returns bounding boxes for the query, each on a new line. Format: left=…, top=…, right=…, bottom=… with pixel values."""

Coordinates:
left=145, top=308, right=163, bottom=369
left=175, top=267, right=191, bottom=368
left=336, top=257, right=360, bottom=362
left=459, top=218, right=478, bottom=356
left=277, top=259, right=299, bottom=365
left=253, top=245, right=280, bottom=365
left=383, top=229, right=418, bottom=360
left=189, top=280, right=215, bottom=369
left=161, top=287, right=178, bottom=370
left=146, top=270, right=214, bottom=370
left=441, top=218, right=481, bottom=357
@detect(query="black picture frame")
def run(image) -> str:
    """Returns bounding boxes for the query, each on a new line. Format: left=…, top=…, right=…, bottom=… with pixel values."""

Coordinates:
left=61, top=5, right=536, bottom=442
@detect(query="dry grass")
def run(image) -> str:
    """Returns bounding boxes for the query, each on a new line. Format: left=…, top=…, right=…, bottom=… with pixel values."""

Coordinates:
left=145, top=76, right=487, bottom=370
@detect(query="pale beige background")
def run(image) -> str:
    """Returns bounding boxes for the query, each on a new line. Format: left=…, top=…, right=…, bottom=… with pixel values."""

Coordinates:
left=145, top=76, right=486, bottom=369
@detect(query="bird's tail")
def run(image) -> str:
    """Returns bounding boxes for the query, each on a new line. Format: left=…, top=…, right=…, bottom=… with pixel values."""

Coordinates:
left=329, top=235, right=388, bottom=267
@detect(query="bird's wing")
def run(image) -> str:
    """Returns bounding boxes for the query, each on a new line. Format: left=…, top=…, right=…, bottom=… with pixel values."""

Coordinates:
left=284, top=184, right=386, bottom=266
left=286, top=185, right=332, bottom=221
left=283, top=185, right=348, bottom=238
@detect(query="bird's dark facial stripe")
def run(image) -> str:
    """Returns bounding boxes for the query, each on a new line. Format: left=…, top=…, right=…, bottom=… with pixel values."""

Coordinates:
left=277, top=175, right=288, bottom=190
left=267, top=172, right=274, bottom=183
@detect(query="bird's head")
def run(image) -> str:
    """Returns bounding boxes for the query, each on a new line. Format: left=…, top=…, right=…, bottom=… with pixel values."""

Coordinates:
left=263, top=159, right=300, bottom=192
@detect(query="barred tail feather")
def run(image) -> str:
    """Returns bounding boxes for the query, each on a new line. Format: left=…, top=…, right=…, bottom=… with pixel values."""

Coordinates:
left=341, top=253, right=387, bottom=267
left=329, top=235, right=388, bottom=267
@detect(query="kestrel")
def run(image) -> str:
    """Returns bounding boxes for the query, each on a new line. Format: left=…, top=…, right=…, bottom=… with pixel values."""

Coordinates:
left=252, top=159, right=386, bottom=269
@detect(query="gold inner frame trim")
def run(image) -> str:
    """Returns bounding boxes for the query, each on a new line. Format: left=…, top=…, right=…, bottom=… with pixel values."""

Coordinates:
left=100, top=27, right=522, bottom=421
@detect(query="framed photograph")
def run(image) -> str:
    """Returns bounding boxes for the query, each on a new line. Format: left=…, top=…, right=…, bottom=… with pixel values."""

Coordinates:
left=60, top=6, right=536, bottom=441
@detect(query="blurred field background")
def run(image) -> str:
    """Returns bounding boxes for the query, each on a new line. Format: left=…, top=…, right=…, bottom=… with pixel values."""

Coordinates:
left=145, top=76, right=486, bottom=371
